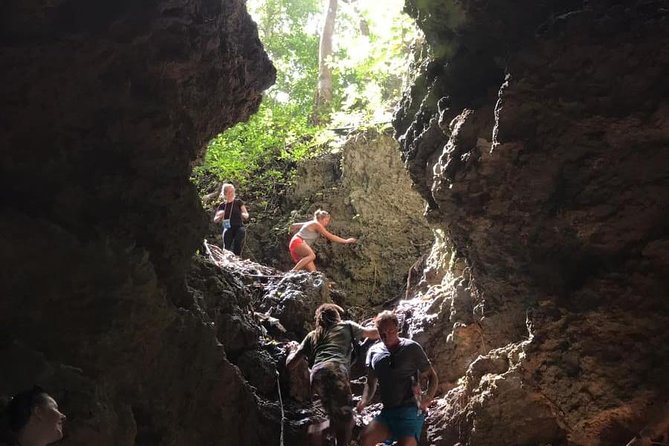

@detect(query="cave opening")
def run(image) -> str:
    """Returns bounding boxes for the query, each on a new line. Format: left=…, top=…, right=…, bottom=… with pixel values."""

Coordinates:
left=190, top=0, right=436, bottom=306
left=2, top=1, right=668, bottom=446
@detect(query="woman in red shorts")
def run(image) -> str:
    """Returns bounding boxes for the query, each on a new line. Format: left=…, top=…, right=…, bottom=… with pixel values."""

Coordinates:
left=289, top=209, right=356, bottom=272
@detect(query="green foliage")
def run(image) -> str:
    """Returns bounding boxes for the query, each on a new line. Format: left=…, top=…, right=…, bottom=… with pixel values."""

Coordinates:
left=193, top=0, right=325, bottom=187
left=192, top=100, right=322, bottom=187
left=193, top=0, right=422, bottom=196
left=329, top=0, right=421, bottom=126
left=254, top=0, right=321, bottom=108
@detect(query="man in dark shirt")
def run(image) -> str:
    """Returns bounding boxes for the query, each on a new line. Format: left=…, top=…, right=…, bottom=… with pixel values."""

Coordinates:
left=213, top=183, right=249, bottom=256
left=357, top=311, right=438, bottom=446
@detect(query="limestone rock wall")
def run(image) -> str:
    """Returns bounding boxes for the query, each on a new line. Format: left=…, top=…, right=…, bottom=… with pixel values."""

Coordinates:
left=395, top=1, right=669, bottom=445
left=0, top=0, right=275, bottom=444
left=246, top=129, right=434, bottom=308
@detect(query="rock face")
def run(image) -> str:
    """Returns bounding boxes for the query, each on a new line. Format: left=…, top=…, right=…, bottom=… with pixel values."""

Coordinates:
left=0, top=0, right=275, bottom=445
left=395, top=1, right=669, bottom=445
left=245, top=129, right=434, bottom=307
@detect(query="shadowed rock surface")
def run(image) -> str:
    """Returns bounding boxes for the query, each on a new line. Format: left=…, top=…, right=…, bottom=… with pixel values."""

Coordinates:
left=395, top=1, right=669, bottom=445
left=186, top=245, right=350, bottom=446
left=1, top=0, right=275, bottom=444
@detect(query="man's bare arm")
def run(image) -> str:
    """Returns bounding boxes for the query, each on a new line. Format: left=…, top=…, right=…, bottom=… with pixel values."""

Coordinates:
left=361, top=327, right=379, bottom=340
left=356, top=368, right=377, bottom=412
left=419, top=366, right=439, bottom=410
left=286, top=348, right=306, bottom=371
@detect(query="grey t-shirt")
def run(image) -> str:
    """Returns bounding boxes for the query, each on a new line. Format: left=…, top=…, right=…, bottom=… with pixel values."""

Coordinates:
left=366, top=338, right=431, bottom=408
left=299, top=321, right=364, bottom=367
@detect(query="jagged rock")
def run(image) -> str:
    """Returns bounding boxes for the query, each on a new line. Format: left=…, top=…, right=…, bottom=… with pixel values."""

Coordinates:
left=236, top=349, right=278, bottom=398
left=430, top=373, right=566, bottom=446
left=196, top=246, right=341, bottom=438
left=257, top=272, right=331, bottom=338
left=255, top=312, right=289, bottom=339
left=395, top=1, right=669, bottom=445
left=424, top=341, right=566, bottom=446
left=186, top=255, right=261, bottom=357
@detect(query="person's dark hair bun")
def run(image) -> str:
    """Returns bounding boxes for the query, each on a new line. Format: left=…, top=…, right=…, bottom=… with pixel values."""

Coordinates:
left=6, top=386, right=48, bottom=433
left=0, top=395, right=12, bottom=442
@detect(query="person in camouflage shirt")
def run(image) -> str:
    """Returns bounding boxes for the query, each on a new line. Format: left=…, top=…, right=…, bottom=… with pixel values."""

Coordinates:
left=287, top=304, right=378, bottom=446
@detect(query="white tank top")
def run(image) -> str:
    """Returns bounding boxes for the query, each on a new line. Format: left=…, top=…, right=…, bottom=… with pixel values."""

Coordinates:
left=296, top=222, right=319, bottom=243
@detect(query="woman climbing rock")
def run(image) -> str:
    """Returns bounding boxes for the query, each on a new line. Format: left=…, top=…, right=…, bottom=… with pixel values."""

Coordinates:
left=286, top=304, right=379, bottom=446
left=289, top=209, right=356, bottom=271
left=213, top=183, right=249, bottom=256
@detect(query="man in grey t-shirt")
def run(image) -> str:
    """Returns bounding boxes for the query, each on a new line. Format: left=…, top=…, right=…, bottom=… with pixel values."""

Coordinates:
left=357, top=311, right=438, bottom=446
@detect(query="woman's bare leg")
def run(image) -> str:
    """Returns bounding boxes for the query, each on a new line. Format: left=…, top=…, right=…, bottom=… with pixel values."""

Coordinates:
left=292, top=243, right=317, bottom=271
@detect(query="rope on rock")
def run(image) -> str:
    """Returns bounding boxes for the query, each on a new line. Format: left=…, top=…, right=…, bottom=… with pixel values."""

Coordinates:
left=624, top=401, right=669, bottom=446
left=627, top=439, right=669, bottom=446
left=276, top=370, right=285, bottom=446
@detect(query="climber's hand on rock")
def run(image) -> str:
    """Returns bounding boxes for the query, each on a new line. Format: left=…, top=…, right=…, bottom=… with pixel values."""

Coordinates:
left=356, top=400, right=366, bottom=413
left=419, top=397, right=433, bottom=411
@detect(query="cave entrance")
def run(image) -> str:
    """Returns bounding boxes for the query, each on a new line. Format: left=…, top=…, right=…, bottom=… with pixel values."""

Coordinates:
left=190, top=0, right=432, bottom=307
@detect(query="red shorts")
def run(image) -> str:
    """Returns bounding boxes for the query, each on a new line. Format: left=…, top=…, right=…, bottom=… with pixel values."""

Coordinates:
left=289, top=236, right=303, bottom=263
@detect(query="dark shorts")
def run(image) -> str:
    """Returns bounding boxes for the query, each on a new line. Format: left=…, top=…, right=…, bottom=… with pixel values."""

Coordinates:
left=310, top=360, right=353, bottom=424
left=375, top=405, right=425, bottom=441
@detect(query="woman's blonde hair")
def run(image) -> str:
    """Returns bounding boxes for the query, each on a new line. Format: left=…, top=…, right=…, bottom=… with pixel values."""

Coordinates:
left=220, top=183, right=234, bottom=199
left=313, top=209, right=330, bottom=221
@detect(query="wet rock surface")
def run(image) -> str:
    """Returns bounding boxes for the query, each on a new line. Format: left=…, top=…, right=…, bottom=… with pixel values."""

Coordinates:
left=257, top=272, right=331, bottom=338
left=396, top=1, right=669, bottom=445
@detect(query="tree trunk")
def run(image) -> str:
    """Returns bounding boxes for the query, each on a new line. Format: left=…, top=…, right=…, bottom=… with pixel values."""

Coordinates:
left=312, top=0, right=338, bottom=125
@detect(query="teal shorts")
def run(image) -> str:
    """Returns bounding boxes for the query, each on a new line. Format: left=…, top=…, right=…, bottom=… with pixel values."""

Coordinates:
left=375, top=405, right=425, bottom=441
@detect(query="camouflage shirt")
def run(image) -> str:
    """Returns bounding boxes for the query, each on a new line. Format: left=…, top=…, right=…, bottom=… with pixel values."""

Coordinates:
left=299, top=321, right=364, bottom=367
